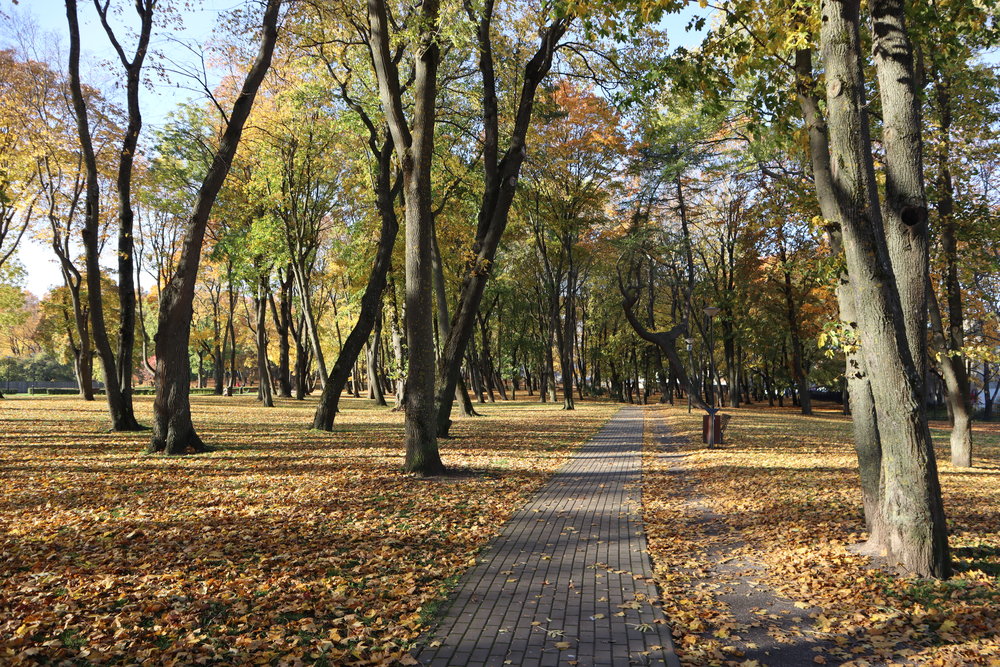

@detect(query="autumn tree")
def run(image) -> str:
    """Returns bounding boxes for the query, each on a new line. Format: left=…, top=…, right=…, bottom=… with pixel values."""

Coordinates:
left=149, top=0, right=281, bottom=454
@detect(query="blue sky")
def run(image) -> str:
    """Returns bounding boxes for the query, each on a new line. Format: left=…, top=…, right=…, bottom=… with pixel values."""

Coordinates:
left=7, top=0, right=710, bottom=298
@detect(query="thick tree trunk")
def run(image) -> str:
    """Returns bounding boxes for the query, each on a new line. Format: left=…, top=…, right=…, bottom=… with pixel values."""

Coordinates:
left=148, top=0, right=280, bottom=453
left=367, top=0, right=443, bottom=474
left=795, top=45, right=885, bottom=546
left=820, top=0, right=949, bottom=577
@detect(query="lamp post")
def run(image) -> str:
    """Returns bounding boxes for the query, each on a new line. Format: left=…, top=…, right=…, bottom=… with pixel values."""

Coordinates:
left=704, top=306, right=720, bottom=448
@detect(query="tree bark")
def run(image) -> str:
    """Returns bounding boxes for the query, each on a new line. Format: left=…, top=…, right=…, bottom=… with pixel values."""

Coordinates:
left=94, top=0, right=156, bottom=432
left=255, top=272, right=274, bottom=407
left=148, top=0, right=280, bottom=454
left=367, top=0, right=444, bottom=474
left=270, top=268, right=294, bottom=398
left=795, top=45, right=885, bottom=544
left=65, top=0, right=141, bottom=431
left=312, top=136, right=399, bottom=429
left=930, top=72, right=972, bottom=467
left=434, top=11, right=569, bottom=437
left=820, top=0, right=949, bottom=577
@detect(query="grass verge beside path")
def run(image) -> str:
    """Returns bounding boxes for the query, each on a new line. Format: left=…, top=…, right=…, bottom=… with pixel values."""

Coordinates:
left=0, top=395, right=618, bottom=666
left=643, top=402, right=1000, bottom=667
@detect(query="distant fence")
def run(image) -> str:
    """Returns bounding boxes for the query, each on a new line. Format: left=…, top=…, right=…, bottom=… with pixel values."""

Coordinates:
left=1, top=381, right=104, bottom=395
left=809, top=389, right=844, bottom=404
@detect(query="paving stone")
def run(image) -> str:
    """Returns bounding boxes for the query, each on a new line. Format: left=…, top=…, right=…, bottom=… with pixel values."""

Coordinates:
left=415, top=406, right=679, bottom=667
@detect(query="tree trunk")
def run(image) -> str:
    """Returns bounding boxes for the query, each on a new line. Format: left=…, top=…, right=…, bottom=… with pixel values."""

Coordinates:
left=65, top=0, right=141, bottom=431
left=795, top=45, right=885, bottom=547
left=928, top=286, right=972, bottom=466
left=367, top=308, right=387, bottom=406
left=820, top=0, right=949, bottom=577
left=271, top=268, right=293, bottom=398
left=367, top=0, right=443, bottom=474
left=431, top=221, right=479, bottom=418
left=313, top=139, right=399, bottom=429
left=778, top=233, right=812, bottom=415
left=931, top=72, right=972, bottom=467
left=434, top=13, right=570, bottom=437
left=256, top=274, right=273, bottom=408
left=148, top=0, right=280, bottom=453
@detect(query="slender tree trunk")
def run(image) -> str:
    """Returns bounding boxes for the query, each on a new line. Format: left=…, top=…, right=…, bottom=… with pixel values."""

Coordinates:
left=291, top=262, right=327, bottom=389
left=271, top=268, right=293, bottom=398
left=434, top=14, right=570, bottom=437
left=778, top=235, right=812, bottom=415
left=367, top=308, right=387, bottom=406
left=431, top=220, right=478, bottom=418
left=65, top=0, right=141, bottom=431
left=313, top=140, right=399, bottom=428
left=931, top=73, right=972, bottom=467
left=256, top=273, right=273, bottom=408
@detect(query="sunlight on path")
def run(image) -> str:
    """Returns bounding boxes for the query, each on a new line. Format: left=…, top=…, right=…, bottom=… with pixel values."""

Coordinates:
left=415, top=406, right=679, bottom=667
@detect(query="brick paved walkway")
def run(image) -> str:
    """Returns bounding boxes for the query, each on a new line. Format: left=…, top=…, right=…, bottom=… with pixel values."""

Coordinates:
left=415, top=406, right=679, bottom=667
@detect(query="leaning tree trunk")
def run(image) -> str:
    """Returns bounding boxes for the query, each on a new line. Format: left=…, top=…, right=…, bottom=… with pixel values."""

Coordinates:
left=820, top=0, right=949, bottom=577
left=431, top=221, right=479, bottom=418
left=149, top=0, right=280, bottom=454
left=434, top=14, right=570, bottom=437
left=312, top=138, right=399, bottom=429
left=795, top=44, right=884, bottom=545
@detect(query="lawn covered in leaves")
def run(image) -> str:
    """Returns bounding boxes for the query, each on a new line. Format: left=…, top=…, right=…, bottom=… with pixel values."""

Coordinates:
left=0, top=395, right=617, bottom=666
left=643, top=402, right=1000, bottom=666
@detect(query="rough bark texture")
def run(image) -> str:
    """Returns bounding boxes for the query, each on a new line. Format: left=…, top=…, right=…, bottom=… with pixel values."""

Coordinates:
left=149, top=0, right=280, bottom=454
left=795, top=46, right=886, bottom=542
left=820, top=0, right=949, bottom=577
left=367, top=0, right=444, bottom=474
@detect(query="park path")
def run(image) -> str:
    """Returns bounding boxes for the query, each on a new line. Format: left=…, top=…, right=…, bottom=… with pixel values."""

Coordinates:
left=415, top=406, right=680, bottom=667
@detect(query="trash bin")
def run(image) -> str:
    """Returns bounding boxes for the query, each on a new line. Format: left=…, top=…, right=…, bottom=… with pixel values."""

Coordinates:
left=702, top=414, right=723, bottom=444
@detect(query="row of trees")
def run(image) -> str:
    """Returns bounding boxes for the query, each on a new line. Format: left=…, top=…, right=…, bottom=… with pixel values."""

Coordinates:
left=2, top=0, right=1000, bottom=578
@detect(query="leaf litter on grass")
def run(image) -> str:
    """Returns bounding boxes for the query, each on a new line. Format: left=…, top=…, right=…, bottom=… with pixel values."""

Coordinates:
left=642, top=402, right=1000, bottom=667
left=0, top=395, right=618, bottom=666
